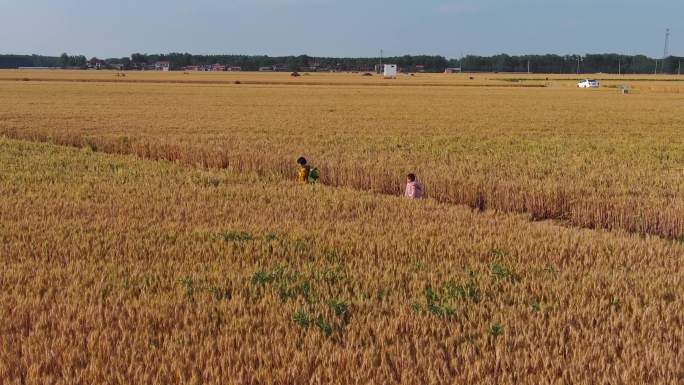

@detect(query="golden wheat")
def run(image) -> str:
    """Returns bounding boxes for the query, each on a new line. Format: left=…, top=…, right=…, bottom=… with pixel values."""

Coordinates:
left=2, top=71, right=684, bottom=384
left=1, top=71, right=684, bottom=237
left=0, top=138, right=683, bottom=384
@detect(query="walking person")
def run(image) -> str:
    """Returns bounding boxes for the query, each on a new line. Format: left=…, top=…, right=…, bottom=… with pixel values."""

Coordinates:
left=404, top=173, right=423, bottom=199
left=296, top=157, right=319, bottom=184
left=297, top=157, right=311, bottom=183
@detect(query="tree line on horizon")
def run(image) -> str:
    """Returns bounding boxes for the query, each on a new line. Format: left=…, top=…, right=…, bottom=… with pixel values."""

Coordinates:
left=1, top=52, right=682, bottom=74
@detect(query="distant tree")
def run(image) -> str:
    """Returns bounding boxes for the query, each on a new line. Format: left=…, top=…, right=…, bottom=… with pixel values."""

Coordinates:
left=6, top=51, right=674, bottom=73
left=131, top=53, right=147, bottom=66
left=60, top=53, right=69, bottom=68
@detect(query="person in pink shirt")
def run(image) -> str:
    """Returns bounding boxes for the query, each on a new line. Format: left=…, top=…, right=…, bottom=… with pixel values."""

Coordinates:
left=404, top=173, right=423, bottom=199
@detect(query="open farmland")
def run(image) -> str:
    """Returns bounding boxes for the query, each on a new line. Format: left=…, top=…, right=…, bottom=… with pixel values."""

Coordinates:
left=1, top=71, right=684, bottom=384
left=2, top=71, right=684, bottom=236
left=1, top=138, right=683, bottom=384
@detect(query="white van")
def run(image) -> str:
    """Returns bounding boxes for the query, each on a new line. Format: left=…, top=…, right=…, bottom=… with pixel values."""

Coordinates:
left=577, top=79, right=599, bottom=88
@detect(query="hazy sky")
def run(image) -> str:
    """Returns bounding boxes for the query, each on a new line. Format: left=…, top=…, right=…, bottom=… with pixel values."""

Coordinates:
left=1, top=0, right=681, bottom=58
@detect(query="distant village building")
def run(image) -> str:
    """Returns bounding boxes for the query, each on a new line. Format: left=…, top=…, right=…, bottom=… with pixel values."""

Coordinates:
left=272, top=63, right=289, bottom=72
left=415, top=65, right=425, bottom=73
left=301, top=62, right=321, bottom=72
left=383, top=64, right=397, bottom=79
left=184, top=64, right=238, bottom=72
left=88, top=58, right=104, bottom=70
left=444, top=67, right=462, bottom=74
left=259, top=66, right=273, bottom=72
left=154, top=61, right=170, bottom=71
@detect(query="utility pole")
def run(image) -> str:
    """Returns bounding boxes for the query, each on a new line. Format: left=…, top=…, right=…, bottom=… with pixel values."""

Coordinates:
left=527, top=59, right=530, bottom=74
left=679, top=60, right=681, bottom=76
left=576, top=56, right=582, bottom=75
left=379, top=49, right=383, bottom=74
left=654, top=59, right=658, bottom=75
left=618, top=56, right=621, bottom=75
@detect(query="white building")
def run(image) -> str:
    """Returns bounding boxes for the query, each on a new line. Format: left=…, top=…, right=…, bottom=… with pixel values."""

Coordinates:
left=154, top=61, right=170, bottom=71
left=383, top=64, right=397, bottom=79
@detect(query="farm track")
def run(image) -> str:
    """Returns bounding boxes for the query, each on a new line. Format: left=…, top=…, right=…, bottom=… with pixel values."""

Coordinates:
left=0, top=77, right=548, bottom=88
left=1, top=131, right=669, bottom=242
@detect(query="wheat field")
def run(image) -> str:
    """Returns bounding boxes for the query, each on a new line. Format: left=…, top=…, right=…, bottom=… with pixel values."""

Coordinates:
left=1, top=71, right=683, bottom=384
left=2, top=71, right=684, bottom=236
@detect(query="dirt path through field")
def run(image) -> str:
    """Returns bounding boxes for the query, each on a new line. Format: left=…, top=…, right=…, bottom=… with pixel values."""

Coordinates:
left=2, top=133, right=664, bottom=244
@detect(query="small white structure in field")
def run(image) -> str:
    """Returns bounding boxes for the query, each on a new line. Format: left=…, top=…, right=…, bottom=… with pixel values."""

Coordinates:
left=383, top=64, right=397, bottom=79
